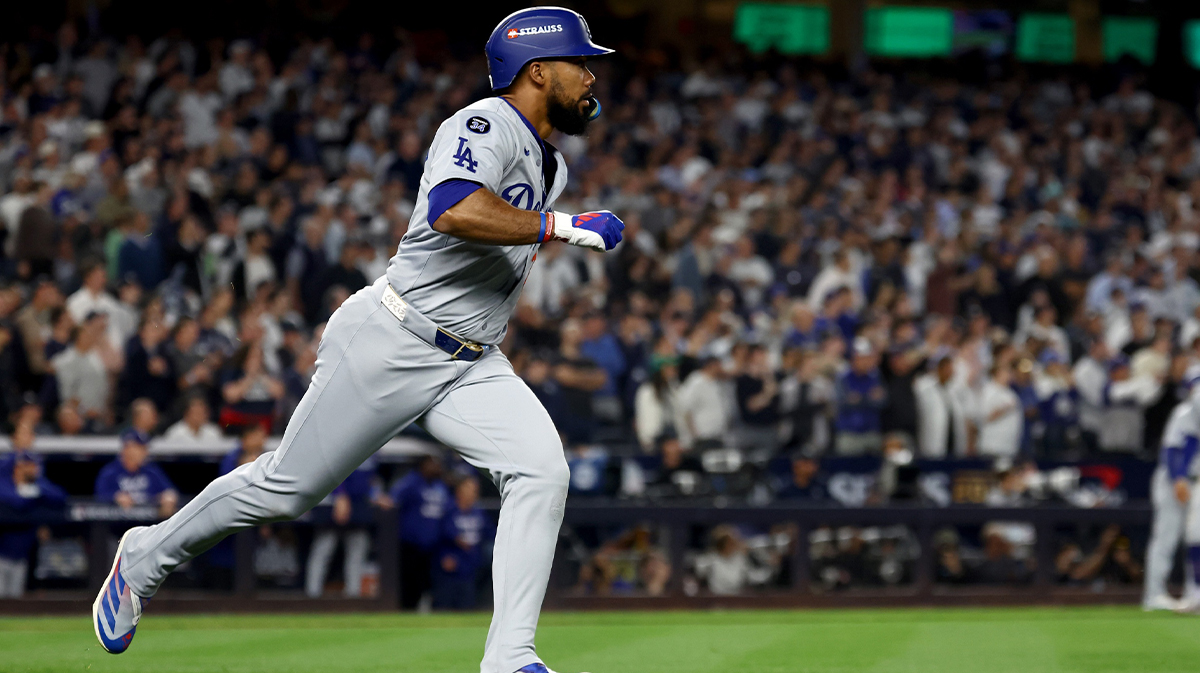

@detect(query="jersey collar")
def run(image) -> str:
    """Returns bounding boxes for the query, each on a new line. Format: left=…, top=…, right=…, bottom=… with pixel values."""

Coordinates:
left=498, top=97, right=545, bottom=150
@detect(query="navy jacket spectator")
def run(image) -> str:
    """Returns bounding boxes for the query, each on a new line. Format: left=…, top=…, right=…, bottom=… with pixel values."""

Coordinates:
left=389, top=466, right=450, bottom=551
left=580, top=320, right=627, bottom=397
left=436, top=498, right=493, bottom=580
left=119, top=323, right=176, bottom=412
left=0, top=452, right=67, bottom=563
left=116, top=221, right=166, bottom=290
left=775, top=457, right=828, bottom=501
left=431, top=478, right=493, bottom=610
left=333, top=462, right=375, bottom=504
left=95, top=450, right=176, bottom=506
left=836, top=368, right=886, bottom=434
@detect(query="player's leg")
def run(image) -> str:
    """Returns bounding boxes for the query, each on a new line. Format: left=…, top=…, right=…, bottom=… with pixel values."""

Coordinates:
left=1181, top=477, right=1200, bottom=612
left=1144, top=467, right=1185, bottom=608
left=305, top=529, right=339, bottom=598
left=342, top=529, right=370, bottom=597
left=95, top=280, right=461, bottom=653
left=422, top=353, right=569, bottom=673
left=119, top=283, right=459, bottom=597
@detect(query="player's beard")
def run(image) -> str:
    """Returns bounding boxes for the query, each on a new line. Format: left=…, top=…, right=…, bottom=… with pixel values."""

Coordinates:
left=546, top=78, right=591, bottom=137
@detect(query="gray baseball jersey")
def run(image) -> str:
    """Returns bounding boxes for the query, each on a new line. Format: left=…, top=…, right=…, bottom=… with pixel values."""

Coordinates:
left=112, top=97, right=577, bottom=673
left=386, top=97, right=568, bottom=345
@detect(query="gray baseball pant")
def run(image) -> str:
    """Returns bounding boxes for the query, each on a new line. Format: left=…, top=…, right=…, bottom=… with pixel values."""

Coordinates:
left=1144, top=466, right=1194, bottom=603
left=120, top=277, right=569, bottom=673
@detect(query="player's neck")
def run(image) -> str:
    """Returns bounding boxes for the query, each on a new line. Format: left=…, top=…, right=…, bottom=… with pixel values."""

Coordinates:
left=500, top=92, right=553, bottom=140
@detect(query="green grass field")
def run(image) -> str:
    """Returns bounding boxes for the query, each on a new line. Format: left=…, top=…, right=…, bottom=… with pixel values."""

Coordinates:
left=1, top=607, right=1198, bottom=673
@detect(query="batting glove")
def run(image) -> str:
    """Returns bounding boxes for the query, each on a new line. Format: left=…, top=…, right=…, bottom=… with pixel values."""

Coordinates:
left=539, top=210, right=624, bottom=252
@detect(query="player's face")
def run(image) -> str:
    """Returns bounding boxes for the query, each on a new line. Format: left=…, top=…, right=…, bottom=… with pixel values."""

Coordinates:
left=546, top=58, right=595, bottom=136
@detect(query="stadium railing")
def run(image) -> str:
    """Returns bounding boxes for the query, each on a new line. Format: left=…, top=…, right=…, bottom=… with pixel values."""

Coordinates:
left=0, top=499, right=1152, bottom=612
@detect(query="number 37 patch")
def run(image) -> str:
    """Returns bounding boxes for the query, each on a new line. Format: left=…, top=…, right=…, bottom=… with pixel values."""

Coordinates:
left=453, top=137, right=478, bottom=173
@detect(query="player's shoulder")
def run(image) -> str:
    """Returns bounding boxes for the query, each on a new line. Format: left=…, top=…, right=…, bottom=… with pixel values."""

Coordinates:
left=442, top=97, right=521, bottom=140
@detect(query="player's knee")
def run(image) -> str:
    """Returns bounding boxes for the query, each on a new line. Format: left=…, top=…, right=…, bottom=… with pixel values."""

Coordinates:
left=543, top=456, right=571, bottom=490
left=531, top=432, right=570, bottom=487
left=264, top=492, right=322, bottom=521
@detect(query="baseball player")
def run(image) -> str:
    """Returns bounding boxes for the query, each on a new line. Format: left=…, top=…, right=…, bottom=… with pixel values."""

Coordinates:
left=1143, top=379, right=1200, bottom=611
left=94, top=8, right=622, bottom=673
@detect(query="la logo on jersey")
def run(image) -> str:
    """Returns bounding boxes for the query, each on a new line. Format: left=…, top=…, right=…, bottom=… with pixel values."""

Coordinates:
left=453, top=137, right=478, bottom=173
left=507, top=24, right=563, bottom=39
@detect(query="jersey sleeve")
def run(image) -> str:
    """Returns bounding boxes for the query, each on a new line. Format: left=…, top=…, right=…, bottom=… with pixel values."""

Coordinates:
left=423, top=108, right=516, bottom=194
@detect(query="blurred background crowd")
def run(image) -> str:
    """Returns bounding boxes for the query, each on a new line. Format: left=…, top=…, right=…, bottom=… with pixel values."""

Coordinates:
left=0, top=22, right=1194, bottom=464
left=0, top=8, right=1192, bottom=601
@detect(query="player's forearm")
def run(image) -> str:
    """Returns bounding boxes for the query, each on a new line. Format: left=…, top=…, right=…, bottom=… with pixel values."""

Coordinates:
left=434, top=188, right=624, bottom=251
left=433, top=188, right=545, bottom=245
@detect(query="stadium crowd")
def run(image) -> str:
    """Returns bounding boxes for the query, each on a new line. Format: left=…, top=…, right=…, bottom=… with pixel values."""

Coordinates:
left=0, top=22, right=1186, bottom=601
left=0, top=27, right=1193, bottom=469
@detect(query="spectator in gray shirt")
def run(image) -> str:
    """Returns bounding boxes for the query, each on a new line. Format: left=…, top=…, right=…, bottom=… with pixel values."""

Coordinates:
left=52, top=313, right=113, bottom=431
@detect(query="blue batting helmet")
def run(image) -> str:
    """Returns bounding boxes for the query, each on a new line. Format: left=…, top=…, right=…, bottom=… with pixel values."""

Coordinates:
left=485, top=6, right=614, bottom=91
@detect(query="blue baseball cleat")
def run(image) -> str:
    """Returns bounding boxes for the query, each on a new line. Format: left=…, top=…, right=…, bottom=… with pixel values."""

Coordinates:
left=92, top=529, right=149, bottom=654
left=517, top=665, right=591, bottom=673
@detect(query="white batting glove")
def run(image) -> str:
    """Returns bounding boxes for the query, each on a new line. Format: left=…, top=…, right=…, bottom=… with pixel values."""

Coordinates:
left=539, top=211, right=625, bottom=252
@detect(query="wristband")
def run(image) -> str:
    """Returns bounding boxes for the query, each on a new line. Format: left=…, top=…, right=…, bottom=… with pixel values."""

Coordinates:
left=538, top=212, right=556, bottom=243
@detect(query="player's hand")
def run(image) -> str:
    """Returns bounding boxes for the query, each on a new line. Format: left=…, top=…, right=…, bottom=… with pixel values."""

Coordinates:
left=549, top=210, right=624, bottom=252
left=1175, top=478, right=1190, bottom=504
left=441, top=555, right=458, bottom=573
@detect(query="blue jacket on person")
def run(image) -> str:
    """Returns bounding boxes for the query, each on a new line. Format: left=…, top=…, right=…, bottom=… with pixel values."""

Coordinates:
left=117, top=234, right=165, bottom=290
left=434, top=503, right=494, bottom=579
left=0, top=458, right=67, bottom=561
left=835, top=369, right=886, bottom=434
left=218, top=444, right=261, bottom=477
left=94, top=459, right=175, bottom=505
left=334, top=461, right=376, bottom=504
left=581, top=332, right=626, bottom=396
left=389, top=471, right=450, bottom=551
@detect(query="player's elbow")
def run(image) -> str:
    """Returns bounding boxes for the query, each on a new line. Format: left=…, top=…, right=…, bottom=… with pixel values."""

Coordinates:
left=430, top=212, right=457, bottom=236
left=431, top=209, right=470, bottom=237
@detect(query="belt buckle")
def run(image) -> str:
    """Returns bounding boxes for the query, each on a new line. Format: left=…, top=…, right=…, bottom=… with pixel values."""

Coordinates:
left=440, top=328, right=484, bottom=360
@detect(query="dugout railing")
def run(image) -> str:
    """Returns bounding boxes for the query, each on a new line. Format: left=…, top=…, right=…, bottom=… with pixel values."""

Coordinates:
left=0, top=500, right=1153, bottom=613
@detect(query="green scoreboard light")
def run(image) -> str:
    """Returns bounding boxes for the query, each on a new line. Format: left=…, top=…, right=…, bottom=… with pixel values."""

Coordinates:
left=1186, top=21, right=1200, bottom=69
left=864, top=7, right=954, bottom=58
left=733, top=2, right=830, bottom=55
left=1102, top=17, right=1157, bottom=64
left=1016, top=13, right=1076, bottom=63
